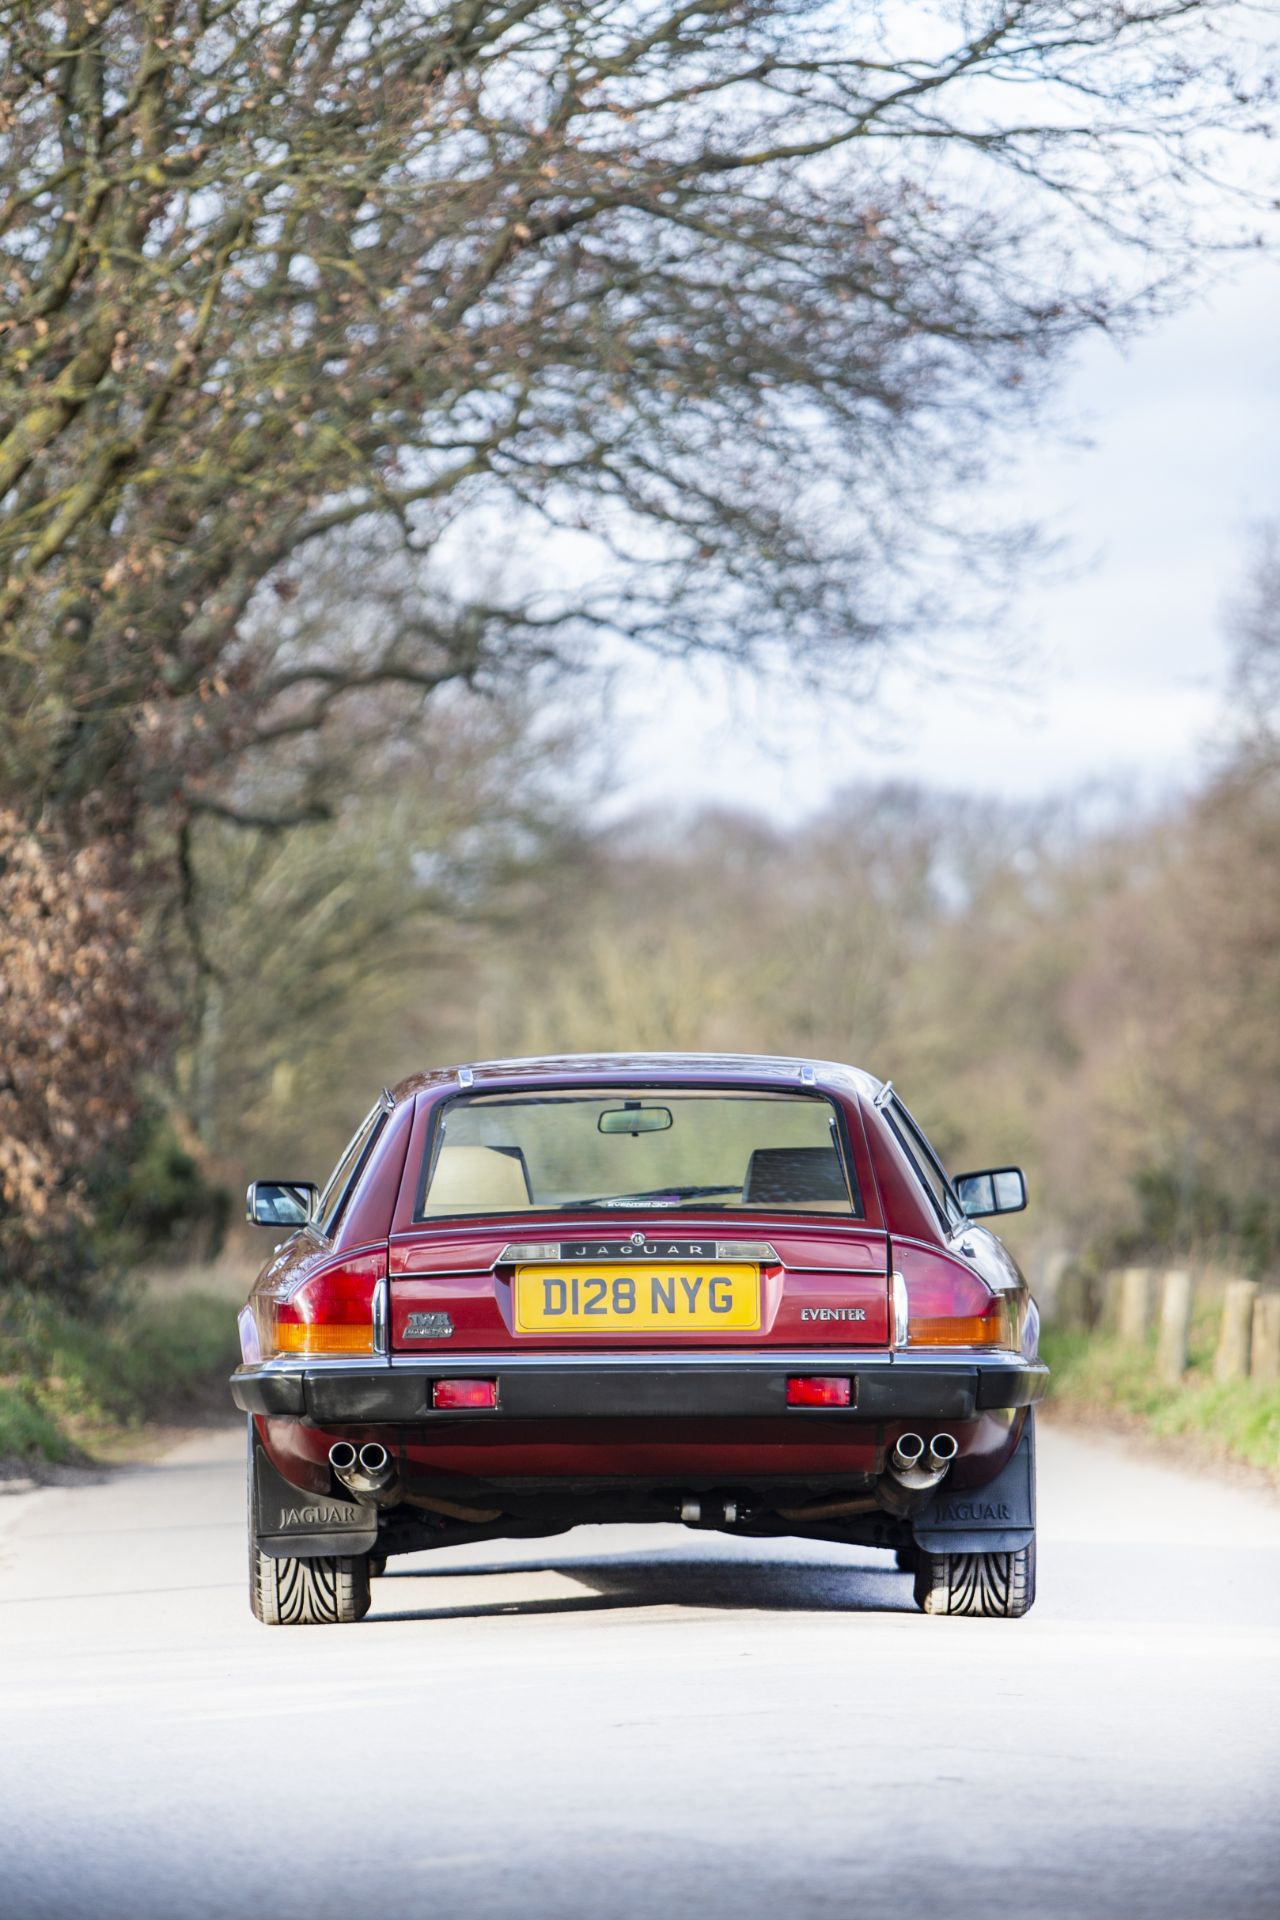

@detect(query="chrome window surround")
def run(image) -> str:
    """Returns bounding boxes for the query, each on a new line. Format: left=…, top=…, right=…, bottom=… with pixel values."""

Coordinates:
left=417, top=1086, right=865, bottom=1224
left=883, top=1098, right=964, bottom=1235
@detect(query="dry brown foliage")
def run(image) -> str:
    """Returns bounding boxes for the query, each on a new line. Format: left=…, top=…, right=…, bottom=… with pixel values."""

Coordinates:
left=0, top=811, right=157, bottom=1244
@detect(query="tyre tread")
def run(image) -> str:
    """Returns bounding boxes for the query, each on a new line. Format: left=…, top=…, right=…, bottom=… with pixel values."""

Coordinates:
left=250, top=1545, right=371, bottom=1625
left=914, top=1539, right=1035, bottom=1618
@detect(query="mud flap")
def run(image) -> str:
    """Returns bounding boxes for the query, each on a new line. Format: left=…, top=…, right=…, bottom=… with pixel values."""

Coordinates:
left=251, top=1429, right=379, bottom=1560
left=911, top=1409, right=1036, bottom=1555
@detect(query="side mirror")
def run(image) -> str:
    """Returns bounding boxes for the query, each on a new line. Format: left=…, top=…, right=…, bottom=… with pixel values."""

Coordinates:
left=954, top=1167, right=1027, bottom=1218
left=245, top=1180, right=319, bottom=1228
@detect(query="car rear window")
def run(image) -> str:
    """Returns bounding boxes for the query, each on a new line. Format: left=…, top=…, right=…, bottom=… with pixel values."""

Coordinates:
left=416, top=1088, right=862, bottom=1219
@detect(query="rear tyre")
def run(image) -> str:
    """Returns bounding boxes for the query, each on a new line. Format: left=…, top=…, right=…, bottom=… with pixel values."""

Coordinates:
left=250, top=1543, right=372, bottom=1625
left=913, top=1538, right=1036, bottom=1618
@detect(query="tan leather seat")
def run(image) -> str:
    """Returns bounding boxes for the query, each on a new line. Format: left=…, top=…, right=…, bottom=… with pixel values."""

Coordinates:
left=423, top=1145, right=532, bottom=1212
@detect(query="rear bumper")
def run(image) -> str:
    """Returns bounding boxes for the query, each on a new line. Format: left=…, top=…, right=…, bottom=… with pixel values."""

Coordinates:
left=230, top=1349, right=1048, bottom=1424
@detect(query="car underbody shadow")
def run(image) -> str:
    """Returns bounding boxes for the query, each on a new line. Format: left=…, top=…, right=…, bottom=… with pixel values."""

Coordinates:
left=367, top=1546, right=917, bottom=1623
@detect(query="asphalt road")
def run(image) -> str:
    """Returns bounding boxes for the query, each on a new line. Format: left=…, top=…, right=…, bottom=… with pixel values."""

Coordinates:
left=1, top=1420, right=1277, bottom=1920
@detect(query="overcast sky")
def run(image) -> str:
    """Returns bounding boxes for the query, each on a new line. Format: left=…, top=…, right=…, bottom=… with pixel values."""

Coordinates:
left=602, top=259, right=1280, bottom=821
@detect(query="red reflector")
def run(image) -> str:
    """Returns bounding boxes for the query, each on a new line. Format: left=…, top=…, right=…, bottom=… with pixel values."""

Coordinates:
left=433, top=1378, right=498, bottom=1410
left=786, top=1375, right=851, bottom=1408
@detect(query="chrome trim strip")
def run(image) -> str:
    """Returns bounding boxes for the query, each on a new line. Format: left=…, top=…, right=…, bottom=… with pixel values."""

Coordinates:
left=401, top=1252, right=885, bottom=1276
left=768, top=1263, right=884, bottom=1277
left=396, top=1262, right=501, bottom=1277
left=372, top=1275, right=389, bottom=1356
left=386, top=1349, right=899, bottom=1372
left=378, top=1347, right=1032, bottom=1372
left=891, top=1270, right=908, bottom=1347
left=233, top=1346, right=1036, bottom=1382
left=237, top=1356, right=389, bottom=1378
left=496, top=1240, right=784, bottom=1266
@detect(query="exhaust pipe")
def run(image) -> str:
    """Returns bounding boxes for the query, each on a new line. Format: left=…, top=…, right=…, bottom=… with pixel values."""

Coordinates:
left=679, top=1496, right=739, bottom=1528
left=876, top=1430, right=957, bottom=1518
left=329, top=1439, right=397, bottom=1499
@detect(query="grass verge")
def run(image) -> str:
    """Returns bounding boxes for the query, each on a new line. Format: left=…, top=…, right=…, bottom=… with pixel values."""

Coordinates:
left=1041, top=1326, right=1280, bottom=1479
left=0, top=1287, right=240, bottom=1469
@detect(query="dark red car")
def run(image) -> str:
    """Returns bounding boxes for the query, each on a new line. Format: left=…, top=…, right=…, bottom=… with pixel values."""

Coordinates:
left=232, top=1054, right=1045, bottom=1624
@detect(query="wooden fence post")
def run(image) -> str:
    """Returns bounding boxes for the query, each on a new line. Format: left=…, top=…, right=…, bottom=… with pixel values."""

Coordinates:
left=1036, top=1248, right=1076, bottom=1326
left=1118, top=1267, right=1153, bottom=1345
left=1215, top=1279, right=1258, bottom=1383
left=1053, top=1263, right=1090, bottom=1332
left=1251, top=1292, right=1280, bottom=1384
left=1156, top=1270, right=1193, bottom=1386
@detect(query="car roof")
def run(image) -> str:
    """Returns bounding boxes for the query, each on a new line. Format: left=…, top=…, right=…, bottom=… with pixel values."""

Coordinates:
left=388, top=1052, right=884, bottom=1104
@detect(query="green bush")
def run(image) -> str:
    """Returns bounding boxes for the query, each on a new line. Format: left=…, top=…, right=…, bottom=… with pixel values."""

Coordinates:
left=0, top=1287, right=239, bottom=1462
left=1042, top=1327, right=1280, bottom=1476
left=0, top=1383, right=73, bottom=1464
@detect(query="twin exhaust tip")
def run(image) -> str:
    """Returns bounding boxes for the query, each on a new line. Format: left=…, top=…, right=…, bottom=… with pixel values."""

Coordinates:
left=891, top=1430, right=958, bottom=1473
left=328, top=1440, right=393, bottom=1496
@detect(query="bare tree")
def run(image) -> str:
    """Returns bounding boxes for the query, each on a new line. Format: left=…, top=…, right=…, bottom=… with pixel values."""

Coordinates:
left=2, top=0, right=1271, bottom=837
left=1228, top=523, right=1280, bottom=751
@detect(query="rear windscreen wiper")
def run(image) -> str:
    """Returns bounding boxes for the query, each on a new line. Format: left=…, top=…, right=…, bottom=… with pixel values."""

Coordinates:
left=572, top=1185, right=742, bottom=1208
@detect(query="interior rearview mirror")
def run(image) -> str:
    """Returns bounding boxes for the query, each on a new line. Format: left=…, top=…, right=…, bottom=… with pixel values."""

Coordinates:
left=598, top=1104, right=673, bottom=1136
left=245, top=1180, right=319, bottom=1228
left=954, top=1166, right=1027, bottom=1218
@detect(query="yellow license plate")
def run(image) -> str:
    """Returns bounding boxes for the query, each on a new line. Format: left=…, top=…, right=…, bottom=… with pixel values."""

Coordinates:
left=514, top=1263, right=761, bottom=1334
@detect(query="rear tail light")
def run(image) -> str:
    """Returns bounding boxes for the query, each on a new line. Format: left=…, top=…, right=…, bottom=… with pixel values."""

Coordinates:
left=433, top=1379, right=498, bottom=1410
left=900, top=1262, right=1021, bottom=1350
left=786, top=1376, right=852, bottom=1408
left=255, top=1252, right=386, bottom=1359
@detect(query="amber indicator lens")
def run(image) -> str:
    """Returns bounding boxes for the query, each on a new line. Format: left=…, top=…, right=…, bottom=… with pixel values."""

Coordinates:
left=275, top=1323, right=373, bottom=1355
left=433, top=1378, right=498, bottom=1410
left=786, top=1376, right=852, bottom=1408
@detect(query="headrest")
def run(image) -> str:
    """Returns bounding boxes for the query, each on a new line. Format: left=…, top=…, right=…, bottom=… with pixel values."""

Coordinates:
left=425, top=1145, right=531, bottom=1211
left=742, top=1146, right=847, bottom=1206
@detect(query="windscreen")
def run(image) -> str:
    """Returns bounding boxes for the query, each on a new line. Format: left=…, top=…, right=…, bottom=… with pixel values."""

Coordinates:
left=417, top=1088, right=860, bottom=1217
